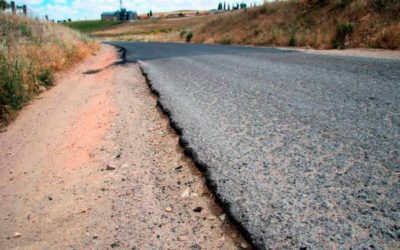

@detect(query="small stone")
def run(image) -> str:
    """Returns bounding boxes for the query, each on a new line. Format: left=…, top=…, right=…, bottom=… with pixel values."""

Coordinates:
left=106, top=164, right=116, bottom=171
left=240, top=242, right=248, bottom=249
left=181, top=188, right=190, bottom=198
left=48, top=196, right=53, bottom=201
left=219, top=213, right=226, bottom=221
left=165, top=207, right=173, bottom=212
left=193, top=207, right=203, bottom=213
left=13, top=232, right=22, bottom=238
left=190, top=192, right=198, bottom=198
left=177, top=236, right=187, bottom=241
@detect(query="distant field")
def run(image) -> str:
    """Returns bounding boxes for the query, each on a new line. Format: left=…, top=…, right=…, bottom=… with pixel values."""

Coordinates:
left=91, top=15, right=216, bottom=43
left=64, top=20, right=123, bottom=33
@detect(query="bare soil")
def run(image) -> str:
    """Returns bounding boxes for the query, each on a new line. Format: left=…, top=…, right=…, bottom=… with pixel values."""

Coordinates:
left=0, top=45, right=248, bottom=249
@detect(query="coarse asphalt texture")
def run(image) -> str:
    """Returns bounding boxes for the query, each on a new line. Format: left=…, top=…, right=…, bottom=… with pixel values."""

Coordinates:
left=110, top=42, right=400, bottom=249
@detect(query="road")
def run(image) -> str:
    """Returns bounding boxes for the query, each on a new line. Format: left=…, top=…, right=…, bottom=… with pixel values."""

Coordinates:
left=0, top=46, right=247, bottom=249
left=111, top=42, right=400, bottom=249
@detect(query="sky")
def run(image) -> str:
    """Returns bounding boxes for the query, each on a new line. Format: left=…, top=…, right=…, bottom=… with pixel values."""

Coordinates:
left=14, top=0, right=265, bottom=21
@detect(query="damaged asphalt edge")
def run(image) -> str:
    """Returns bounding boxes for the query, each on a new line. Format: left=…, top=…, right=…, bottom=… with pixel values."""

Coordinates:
left=107, top=43, right=258, bottom=248
left=139, top=66, right=259, bottom=249
left=138, top=65, right=259, bottom=249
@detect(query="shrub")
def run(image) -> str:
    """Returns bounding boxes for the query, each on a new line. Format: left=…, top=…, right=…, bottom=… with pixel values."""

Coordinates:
left=332, top=23, right=353, bottom=49
left=289, top=34, right=297, bottom=47
left=186, top=31, right=193, bottom=42
left=38, top=68, right=54, bottom=87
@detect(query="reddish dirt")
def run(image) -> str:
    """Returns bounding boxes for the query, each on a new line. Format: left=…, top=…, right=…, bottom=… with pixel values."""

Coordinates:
left=0, top=45, right=249, bottom=249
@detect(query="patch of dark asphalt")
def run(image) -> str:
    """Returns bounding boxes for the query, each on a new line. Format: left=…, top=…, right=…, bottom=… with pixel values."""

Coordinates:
left=111, top=42, right=400, bottom=249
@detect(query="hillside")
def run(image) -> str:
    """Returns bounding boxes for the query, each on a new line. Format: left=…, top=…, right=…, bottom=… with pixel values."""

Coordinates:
left=0, top=14, right=98, bottom=124
left=193, top=0, right=400, bottom=49
left=89, top=0, right=399, bottom=50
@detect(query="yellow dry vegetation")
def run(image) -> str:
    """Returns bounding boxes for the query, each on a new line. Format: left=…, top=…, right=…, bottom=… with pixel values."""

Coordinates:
left=193, top=0, right=400, bottom=50
left=0, top=14, right=99, bottom=123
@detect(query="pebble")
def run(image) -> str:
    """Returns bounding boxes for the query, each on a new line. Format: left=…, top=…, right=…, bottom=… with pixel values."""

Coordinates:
left=13, top=232, right=22, bottom=238
left=219, top=214, right=226, bottom=221
left=177, top=236, right=187, bottom=241
left=240, top=243, right=248, bottom=249
left=181, top=188, right=190, bottom=198
left=165, top=206, right=173, bottom=212
left=106, top=164, right=116, bottom=171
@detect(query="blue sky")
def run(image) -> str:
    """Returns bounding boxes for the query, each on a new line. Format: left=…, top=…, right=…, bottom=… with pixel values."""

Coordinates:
left=16, top=0, right=264, bottom=21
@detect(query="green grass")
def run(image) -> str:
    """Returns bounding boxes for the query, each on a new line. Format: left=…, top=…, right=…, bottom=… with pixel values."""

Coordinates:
left=64, top=20, right=123, bottom=33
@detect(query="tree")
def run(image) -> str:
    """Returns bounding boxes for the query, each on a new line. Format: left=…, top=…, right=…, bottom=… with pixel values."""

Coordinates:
left=0, top=0, right=9, bottom=11
left=218, top=2, right=223, bottom=10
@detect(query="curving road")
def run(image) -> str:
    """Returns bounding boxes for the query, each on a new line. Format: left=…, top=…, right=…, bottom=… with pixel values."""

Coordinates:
left=111, top=42, right=400, bottom=249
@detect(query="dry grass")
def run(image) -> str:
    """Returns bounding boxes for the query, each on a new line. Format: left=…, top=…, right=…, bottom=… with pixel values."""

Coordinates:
left=91, top=1, right=399, bottom=49
left=0, top=14, right=98, bottom=124
left=193, top=0, right=400, bottom=49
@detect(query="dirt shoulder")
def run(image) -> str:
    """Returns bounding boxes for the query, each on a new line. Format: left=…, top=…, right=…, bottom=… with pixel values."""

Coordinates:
left=0, top=45, right=248, bottom=249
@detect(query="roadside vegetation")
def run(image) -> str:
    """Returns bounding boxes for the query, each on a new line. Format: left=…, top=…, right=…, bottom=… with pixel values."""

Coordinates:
left=193, top=0, right=400, bottom=49
left=0, top=14, right=98, bottom=124
left=89, top=0, right=399, bottom=50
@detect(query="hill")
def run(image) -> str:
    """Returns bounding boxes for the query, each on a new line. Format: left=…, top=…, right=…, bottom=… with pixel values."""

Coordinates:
left=193, top=0, right=400, bottom=49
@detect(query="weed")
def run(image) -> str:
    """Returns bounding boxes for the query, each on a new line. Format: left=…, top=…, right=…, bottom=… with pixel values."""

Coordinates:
left=289, top=34, right=297, bottom=47
left=19, top=23, right=32, bottom=38
left=332, top=23, right=353, bottom=49
left=186, top=31, right=193, bottom=42
left=38, top=68, right=54, bottom=87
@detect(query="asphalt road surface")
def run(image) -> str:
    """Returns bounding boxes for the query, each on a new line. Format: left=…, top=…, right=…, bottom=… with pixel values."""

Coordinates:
left=111, top=42, right=400, bottom=249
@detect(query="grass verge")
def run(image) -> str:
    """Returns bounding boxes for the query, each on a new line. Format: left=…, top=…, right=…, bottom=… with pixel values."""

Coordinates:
left=0, top=14, right=99, bottom=124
